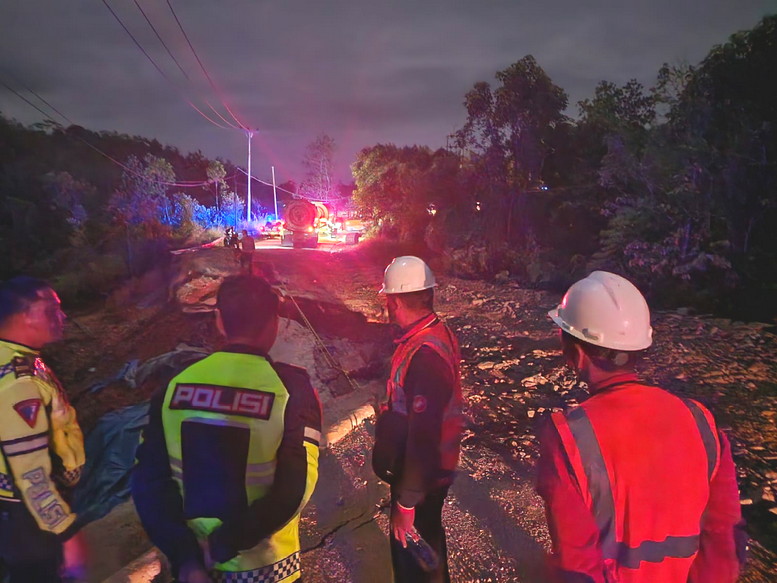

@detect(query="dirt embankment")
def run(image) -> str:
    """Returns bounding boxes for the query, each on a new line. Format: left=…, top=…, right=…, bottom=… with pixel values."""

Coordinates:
left=45, top=245, right=777, bottom=580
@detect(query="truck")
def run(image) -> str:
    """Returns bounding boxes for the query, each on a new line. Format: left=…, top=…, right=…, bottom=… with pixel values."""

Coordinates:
left=280, top=199, right=329, bottom=248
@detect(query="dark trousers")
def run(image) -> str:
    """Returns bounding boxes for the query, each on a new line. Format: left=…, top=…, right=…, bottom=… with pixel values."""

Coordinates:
left=0, top=500, right=63, bottom=583
left=239, top=252, right=253, bottom=274
left=390, top=487, right=450, bottom=583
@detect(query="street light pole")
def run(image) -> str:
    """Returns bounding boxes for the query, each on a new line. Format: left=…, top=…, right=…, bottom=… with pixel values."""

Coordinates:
left=271, top=165, right=278, bottom=220
left=246, top=129, right=254, bottom=224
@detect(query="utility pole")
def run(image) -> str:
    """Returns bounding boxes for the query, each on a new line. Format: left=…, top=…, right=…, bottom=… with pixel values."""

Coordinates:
left=271, top=165, right=279, bottom=220
left=246, top=129, right=254, bottom=224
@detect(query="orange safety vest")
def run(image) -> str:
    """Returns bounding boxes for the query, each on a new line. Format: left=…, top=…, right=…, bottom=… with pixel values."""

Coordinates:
left=551, top=381, right=721, bottom=582
left=386, top=314, right=464, bottom=473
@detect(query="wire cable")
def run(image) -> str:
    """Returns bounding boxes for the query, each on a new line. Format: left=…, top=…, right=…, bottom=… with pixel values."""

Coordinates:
left=165, top=0, right=248, bottom=130
left=236, top=167, right=299, bottom=198
left=0, top=76, right=219, bottom=188
left=100, top=0, right=235, bottom=130
left=129, top=0, right=244, bottom=130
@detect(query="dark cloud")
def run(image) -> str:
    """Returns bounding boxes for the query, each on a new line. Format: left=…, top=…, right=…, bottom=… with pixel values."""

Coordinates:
left=0, top=0, right=774, bottom=181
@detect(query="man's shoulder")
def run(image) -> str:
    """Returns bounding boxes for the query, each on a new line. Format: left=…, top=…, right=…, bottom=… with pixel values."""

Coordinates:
left=411, top=344, right=448, bottom=366
left=271, top=361, right=314, bottom=392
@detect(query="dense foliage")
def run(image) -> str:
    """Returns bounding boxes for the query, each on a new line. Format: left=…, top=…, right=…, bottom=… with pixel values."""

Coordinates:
left=351, top=16, right=777, bottom=320
left=0, top=119, right=288, bottom=301
left=2, top=16, right=775, bottom=319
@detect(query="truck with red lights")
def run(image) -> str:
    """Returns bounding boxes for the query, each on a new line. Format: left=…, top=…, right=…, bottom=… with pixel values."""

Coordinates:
left=280, top=198, right=329, bottom=248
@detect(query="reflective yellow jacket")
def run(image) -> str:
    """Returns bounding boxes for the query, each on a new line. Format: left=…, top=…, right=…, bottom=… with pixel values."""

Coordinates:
left=133, top=345, right=321, bottom=583
left=0, top=339, right=85, bottom=535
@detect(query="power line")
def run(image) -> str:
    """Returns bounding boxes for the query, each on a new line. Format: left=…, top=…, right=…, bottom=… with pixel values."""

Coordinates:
left=129, top=0, right=244, bottom=130
left=165, top=0, right=248, bottom=130
left=131, top=0, right=189, bottom=80
left=236, top=167, right=298, bottom=198
left=0, top=76, right=219, bottom=189
left=100, top=0, right=236, bottom=130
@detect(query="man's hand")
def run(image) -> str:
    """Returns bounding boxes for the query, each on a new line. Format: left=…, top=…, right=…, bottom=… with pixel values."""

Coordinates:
left=178, top=559, right=212, bottom=583
left=199, top=538, right=215, bottom=570
left=391, top=501, right=417, bottom=547
left=61, top=531, right=88, bottom=581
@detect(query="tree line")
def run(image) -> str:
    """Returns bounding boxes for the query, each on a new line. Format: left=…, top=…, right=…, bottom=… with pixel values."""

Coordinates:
left=0, top=115, right=305, bottom=301
left=352, top=15, right=777, bottom=321
left=1, top=16, right=775, bottom=319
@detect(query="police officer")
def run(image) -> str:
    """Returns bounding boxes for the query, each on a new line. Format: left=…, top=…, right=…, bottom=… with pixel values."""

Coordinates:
left=132, top=275, right=321, bottom=583
left=0, top=276, right=86, bottom=582
left=538, top=271, right=746, bottom=582
left=371, top=257, right=464, bottom=583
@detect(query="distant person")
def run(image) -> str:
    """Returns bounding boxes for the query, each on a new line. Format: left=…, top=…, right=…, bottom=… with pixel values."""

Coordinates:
left=224, top=226, right=237, bottom=248
left=239, top=229, right=256, bottom=275
left=132, top=275, right=322, bottom=583
left=537, top=271, right=746, bottom=582
left=0, top=277, right=87, bottom=582
left=371, top=256, right=464, bottom=583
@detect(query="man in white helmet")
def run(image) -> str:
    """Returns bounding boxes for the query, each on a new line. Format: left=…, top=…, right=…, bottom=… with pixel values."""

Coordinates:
left=371, top=256, right=464, bottom=583
left=538, top=271, right=746, bottom=582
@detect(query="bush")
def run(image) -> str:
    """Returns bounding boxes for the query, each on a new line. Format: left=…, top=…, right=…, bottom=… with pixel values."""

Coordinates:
left=51, top=253, right=126, bottom=306
left=345, top=235, right=432, bottom=269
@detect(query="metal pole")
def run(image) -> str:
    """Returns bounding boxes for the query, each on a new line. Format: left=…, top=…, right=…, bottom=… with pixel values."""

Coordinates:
left=271, top=165, right=278, bottom=220
left=246, top=130, right=254, bottom=224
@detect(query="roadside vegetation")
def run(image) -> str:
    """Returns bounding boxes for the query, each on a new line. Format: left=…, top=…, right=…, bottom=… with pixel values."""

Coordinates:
left=1, top=15, right=775, bottom=323
left=353, top=15, right=777, bottom=322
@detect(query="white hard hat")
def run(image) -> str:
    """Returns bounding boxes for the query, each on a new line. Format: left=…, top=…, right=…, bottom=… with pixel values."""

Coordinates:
left=548, top=271, right=653, bottom=351
left=380, top=256, right=437, bottom=294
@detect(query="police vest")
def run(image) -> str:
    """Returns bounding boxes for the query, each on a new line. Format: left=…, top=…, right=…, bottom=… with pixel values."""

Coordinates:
left=551, top=381, right=721, bottom=582
left=387, top=314, right=464, bottom=473
left=162, top=351, right=300, bottom=581
left=0, top=339, right=84, bottom=535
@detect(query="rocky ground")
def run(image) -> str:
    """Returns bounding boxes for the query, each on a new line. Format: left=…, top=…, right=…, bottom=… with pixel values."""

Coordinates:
left=44, top=244, right=777, bottom=581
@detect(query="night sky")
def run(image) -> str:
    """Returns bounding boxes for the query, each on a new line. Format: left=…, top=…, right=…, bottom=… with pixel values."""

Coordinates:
left=0, top=1, right=774, bottom=183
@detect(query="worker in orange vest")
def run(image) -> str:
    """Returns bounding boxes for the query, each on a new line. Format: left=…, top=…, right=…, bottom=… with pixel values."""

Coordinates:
left=537, top=271, right=746, bottom=582
left=372, top=256, right=464, bottom=583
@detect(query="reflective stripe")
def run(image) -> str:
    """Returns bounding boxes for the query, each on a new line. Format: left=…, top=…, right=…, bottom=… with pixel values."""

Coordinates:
left=2, top=433, right=49, bottom=456
left=682, top=399, right=718, bottom=481
left=212, top=551, right=300, bottom=583
left=246, top=460, right=276, bottom=474
left=0, top=363, right=13, bottom=380
left=169, top=457, right=183, bottom=480
left=246, top=474, right=274, bottom=487
left=565, top=402, right=705, bottom=566
left=303, top=427, right=321, bottom=444
left=246, top=460, right=276, bottom=487
left=615, top=535, right=700, bottom=568
left=565, top=406, right=618, bottom=559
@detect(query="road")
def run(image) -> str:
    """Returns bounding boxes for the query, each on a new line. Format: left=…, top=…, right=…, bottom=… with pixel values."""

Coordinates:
left=79, top=244, right=775, bottom=582
left=253, top=235, right=353, bottom=253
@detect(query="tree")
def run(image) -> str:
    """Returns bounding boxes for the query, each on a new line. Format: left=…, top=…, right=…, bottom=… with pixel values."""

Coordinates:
left=300, top=134, right=337, bottom=202
left=41, top=171, right=94, bottom=247
left=454, top=56, right=569, bottom=243
left=111, top=154, right=176, bottom=229
left=206, top=160, right=227, bottom=212
left=352, top=145, right=463, bottom=243
left=672, top=14, right=777, bottom=257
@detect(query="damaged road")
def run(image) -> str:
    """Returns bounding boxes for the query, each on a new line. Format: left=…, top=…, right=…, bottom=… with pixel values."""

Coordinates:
left=48, top=245, right=777, bottom=582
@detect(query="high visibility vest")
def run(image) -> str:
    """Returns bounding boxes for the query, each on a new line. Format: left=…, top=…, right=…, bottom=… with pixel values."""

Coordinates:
left=0, top=339, right=84, bottom=534
left=551, top=381, right=721, bottom=582
left=161, top=351, right=301, bottom=582
left=386, top=314, right=464, bottom=473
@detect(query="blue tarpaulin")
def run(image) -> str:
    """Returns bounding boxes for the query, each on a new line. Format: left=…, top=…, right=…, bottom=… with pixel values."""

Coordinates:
left=72, top=402, right=149, bottom=528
